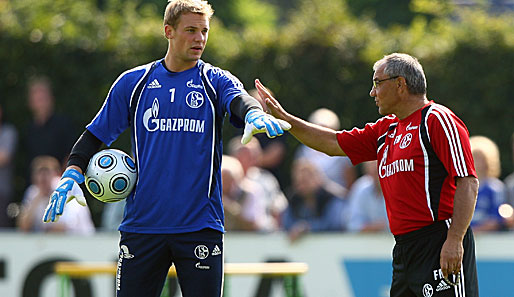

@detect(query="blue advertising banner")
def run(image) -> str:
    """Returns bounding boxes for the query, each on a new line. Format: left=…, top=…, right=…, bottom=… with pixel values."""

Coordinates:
left=343, top=259, right=514, bottom=297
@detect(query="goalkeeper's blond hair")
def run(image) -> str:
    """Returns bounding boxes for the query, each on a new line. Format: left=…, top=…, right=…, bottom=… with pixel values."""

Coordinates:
left=164, top=0, right=214, bottom=28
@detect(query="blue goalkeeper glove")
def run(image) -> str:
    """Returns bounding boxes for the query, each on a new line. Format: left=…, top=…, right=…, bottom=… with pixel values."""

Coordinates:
left=241, top=109, right=291, bottom=145
left=43, top=168, right=87, bottom=223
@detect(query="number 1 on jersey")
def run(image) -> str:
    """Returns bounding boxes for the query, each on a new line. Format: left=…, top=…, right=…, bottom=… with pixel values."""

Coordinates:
left=169, top=88, right=175, bottom=102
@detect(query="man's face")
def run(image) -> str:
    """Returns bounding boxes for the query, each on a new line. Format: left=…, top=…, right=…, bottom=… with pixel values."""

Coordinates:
left=28, top=83, right=53, bottom=114
left=369, top=64, right=400, bottom=116
left=292, top=163, right=322, bottom=196
left=166, top=12, right=209, bottom=68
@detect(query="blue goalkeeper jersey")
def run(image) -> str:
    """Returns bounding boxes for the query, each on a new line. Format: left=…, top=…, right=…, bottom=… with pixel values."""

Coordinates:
left=86, top=59, right=247, bottom=234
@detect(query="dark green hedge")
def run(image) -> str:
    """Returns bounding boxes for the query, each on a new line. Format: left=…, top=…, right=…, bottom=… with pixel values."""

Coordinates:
left=1, top=0, right=513, bottom=209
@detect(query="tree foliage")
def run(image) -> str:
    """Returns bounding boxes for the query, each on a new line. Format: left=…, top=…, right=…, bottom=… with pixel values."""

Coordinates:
left=1, top=0, right=513, bottom=209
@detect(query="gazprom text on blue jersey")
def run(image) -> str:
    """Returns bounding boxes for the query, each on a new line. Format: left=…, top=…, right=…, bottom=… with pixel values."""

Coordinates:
left=145, top=117, right=205, bottom=133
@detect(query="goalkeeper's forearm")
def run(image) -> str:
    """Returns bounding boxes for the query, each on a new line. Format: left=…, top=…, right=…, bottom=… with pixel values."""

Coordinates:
left=67, top=129, right=104, bottom=173
left=230, top=94, right=262, bottom=123
left=67, top=165, right=83, bottom=175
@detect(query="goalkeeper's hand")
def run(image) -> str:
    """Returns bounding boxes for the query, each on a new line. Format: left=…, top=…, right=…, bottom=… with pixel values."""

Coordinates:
left=43, top=168, right=87, bottom=223
left=241, top=109, right=291, bottom=145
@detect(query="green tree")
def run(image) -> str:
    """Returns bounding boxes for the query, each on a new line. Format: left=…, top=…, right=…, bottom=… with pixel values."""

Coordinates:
left=1, top=0, right=513, bottom=224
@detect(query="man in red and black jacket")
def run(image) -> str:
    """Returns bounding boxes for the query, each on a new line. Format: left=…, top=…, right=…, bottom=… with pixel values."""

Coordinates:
left=257, top=53, right=479, bottom=297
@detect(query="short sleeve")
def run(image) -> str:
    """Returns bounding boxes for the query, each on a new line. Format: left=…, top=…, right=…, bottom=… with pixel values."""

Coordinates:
left=336, top=117, right=392, bottom=165
left=426, top=106, right=476, bottom=179
left=211, top=68, right=248, bottom=128
left=86, top=72, right=132, bottom=146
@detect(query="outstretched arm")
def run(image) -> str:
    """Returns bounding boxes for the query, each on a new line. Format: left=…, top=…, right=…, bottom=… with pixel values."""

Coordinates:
left=255, top=79, right=346, bottom=157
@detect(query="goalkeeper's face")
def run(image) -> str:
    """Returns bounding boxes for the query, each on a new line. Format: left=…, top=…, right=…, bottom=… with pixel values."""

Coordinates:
left=166, top=12, right=210, bottom=67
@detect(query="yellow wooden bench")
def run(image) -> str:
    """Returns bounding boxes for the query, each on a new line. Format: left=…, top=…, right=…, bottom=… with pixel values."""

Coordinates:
left=55, top=261, right=308, bottom=297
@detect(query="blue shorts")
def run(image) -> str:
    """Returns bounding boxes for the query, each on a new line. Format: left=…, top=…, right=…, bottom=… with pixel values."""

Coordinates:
left=116, top=228, right=224, bottom=297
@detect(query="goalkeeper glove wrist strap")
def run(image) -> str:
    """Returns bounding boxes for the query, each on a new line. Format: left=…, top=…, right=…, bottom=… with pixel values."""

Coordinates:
left=245, top=109, right=263, bottom=122
left=62, top=168, right=85, bottom=184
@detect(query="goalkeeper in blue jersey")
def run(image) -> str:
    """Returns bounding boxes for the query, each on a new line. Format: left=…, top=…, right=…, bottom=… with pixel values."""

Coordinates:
left=41, top=1, right=290, bottom=296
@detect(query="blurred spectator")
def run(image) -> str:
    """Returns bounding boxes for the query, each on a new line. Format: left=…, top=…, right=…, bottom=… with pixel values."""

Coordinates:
left=248, top=89, right=289, bottom=185
left=282, top=158, right=346, bottom=243
left=17, top=156, right=94, bottom=234
left=23, top=76, right=76, bottom=175
left=228, top=136, right=287, bottom=230
left=346, top=161, right=388, bottom=233
left=0, top=102, right=18, bottom=228
left=504, top=132, right=514, bottom=206
left=221, top=155, right=268, bottom=231
left=470, top=136, right=507, bottom=232
left=294, top=108, right=357, bottom=191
